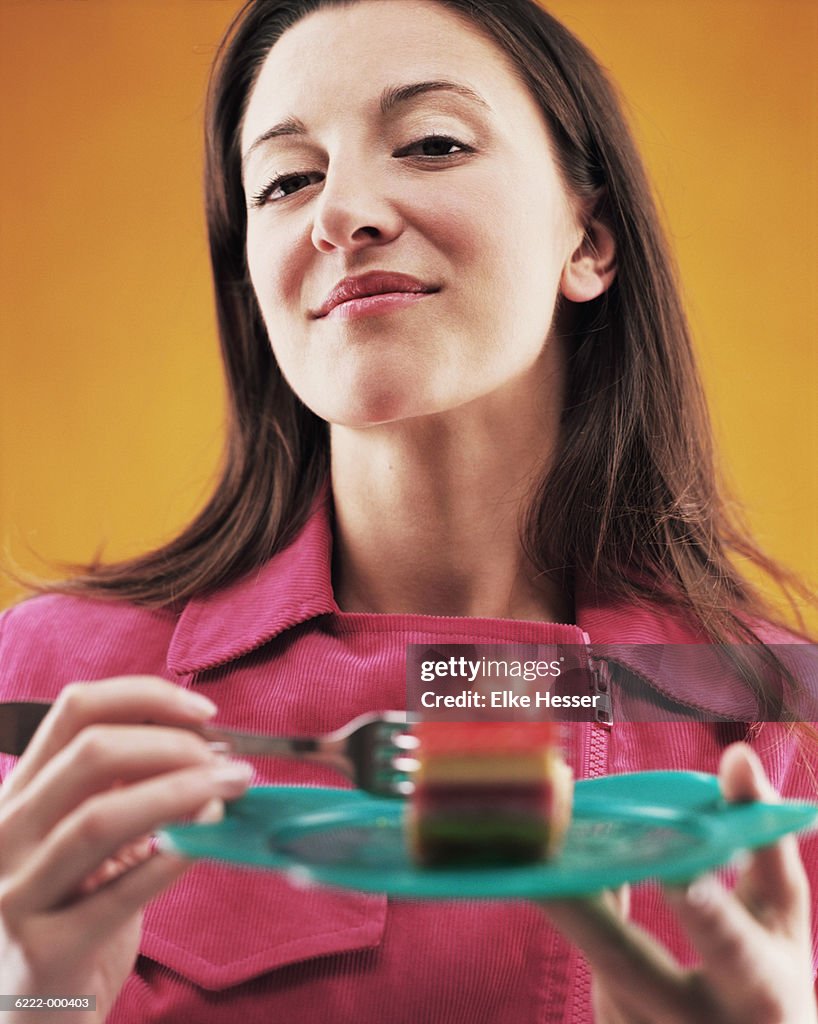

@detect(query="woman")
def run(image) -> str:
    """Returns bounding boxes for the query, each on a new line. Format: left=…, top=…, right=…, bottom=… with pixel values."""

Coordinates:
left=0, top=0, right=815, bottom=1021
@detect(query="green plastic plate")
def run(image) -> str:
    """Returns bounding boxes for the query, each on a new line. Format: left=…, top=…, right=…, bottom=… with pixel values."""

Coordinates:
left=158, top=771, right=818, bottom=898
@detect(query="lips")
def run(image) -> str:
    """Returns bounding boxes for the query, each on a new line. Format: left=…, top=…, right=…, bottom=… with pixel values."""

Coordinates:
left=312, top=272, right=438, bottom=319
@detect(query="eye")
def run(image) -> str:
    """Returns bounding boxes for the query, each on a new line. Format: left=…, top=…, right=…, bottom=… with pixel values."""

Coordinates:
left=395, top=134, right=474, bottom=159
left=249, top=170, right=324, bottom=208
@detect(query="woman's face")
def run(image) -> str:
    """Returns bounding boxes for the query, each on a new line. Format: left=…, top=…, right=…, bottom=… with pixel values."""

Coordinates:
left=241, top=0, right=583, bottom=428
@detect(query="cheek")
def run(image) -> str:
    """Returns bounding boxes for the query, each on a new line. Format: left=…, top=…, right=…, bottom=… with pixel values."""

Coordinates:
left=411, top=184, right=506, bottom=327
left=425, top=174, right=567, bottom=302
left=496, top=186, right=573, bottom=342
left=422, top=181, right=494, bottom=264
left=245, top=219, right=307, bottom=332
left=245, top=220, right=327, bottom=409
left=440, top=172, right=573, bottom=376
left=498, top=181, right=572, bottom=288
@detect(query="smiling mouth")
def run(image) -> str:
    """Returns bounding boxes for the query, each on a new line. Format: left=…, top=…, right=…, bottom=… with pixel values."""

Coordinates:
left=321, top=290, right=437, bottom=321
left=313, top=272, right=439, bottom=319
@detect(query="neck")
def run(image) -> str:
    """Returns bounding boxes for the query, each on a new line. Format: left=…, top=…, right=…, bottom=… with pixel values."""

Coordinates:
left=329, top=354, right=571, bottom=623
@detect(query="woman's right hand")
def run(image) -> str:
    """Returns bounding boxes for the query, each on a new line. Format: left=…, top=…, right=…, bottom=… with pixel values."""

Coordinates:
left=0, top=677, right=253, bottom=1023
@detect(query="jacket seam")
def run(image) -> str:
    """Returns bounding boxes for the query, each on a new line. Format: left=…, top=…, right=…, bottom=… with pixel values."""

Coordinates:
left=141, top=910, right=384, bottom=972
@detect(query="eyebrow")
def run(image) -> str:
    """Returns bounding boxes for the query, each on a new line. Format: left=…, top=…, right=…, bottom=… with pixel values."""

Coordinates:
left=242, top=79, right=490, bottom=169
left=378, top=79, right=490, bottom=115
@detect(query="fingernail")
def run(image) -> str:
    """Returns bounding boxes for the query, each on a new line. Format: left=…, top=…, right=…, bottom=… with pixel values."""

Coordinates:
left=182, top=691, right=218, bottom=717
left=732, top=850, right=751, bottom=872
left=194, top=797, right=225, bottom=824
left=210, top=760, right=254, bottom=787
left=685, top=875, right=720, bottom=909
left=207, top=741, right=233, bottom=757
left=746, top=752, right=776, bottom=800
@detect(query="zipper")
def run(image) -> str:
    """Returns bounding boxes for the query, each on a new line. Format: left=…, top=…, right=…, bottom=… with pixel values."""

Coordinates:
left=567, top=634, right=613, bottom=1024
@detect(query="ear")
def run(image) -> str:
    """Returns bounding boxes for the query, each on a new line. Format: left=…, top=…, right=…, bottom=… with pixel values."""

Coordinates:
left=560, top=217, right=616, bottom=303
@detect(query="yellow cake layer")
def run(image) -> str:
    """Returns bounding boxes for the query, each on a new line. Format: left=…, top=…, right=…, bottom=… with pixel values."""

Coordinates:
left=415, top=748, right=560, bottom=785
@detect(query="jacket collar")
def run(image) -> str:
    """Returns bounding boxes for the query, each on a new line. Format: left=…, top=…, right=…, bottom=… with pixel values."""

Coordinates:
left=167, top=503, right=338, bottom=675
left=167, top=499, right=786, bottom=716
left=167, top=499, right=751, bottom=716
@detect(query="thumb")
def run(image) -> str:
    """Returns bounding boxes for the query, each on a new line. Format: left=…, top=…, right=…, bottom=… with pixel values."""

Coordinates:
left=605, top=883, right=631, bottom=921
left=719, top=743, right=809, bottom=929
left=719, top=741, right=777, bottom=803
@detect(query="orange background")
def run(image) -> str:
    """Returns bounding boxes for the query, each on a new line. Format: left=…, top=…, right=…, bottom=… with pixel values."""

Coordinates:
left=1, top=0, right=816, bottom=631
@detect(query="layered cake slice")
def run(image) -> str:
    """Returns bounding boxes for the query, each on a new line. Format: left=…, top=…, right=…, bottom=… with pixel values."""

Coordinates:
left=408, top=721, right=573, bottom=867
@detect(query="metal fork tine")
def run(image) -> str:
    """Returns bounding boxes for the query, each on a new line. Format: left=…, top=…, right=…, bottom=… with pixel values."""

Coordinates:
left=392, top=733, right=420, bottom=751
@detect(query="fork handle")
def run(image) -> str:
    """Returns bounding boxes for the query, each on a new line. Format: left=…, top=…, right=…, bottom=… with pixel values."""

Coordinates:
left=200, top=724, right=324, bottom=759
left=198, top=727, right=354, bottom=783
left=0, top=700, right=351, bottom=779
left=0, top=700, right=326, bottom=758
left=0, top=701, right=51, bottom=757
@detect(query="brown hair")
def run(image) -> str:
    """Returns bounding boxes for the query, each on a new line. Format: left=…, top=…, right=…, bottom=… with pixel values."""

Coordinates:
left=40, top=0, right=812, bottom=669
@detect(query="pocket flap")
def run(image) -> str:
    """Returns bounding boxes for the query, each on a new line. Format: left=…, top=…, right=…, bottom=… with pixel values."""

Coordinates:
left=141, top=862, right=386, bottom=991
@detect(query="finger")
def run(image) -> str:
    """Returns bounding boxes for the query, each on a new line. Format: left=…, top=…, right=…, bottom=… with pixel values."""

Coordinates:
left=589, top=898, right=658, bottom=1024
left=1, top=724, right=220, bottom=849
left=719, top=743, right=810, bottom=928
left=606, top=883, right=631, bottom=921
left=4, top=677, right=217, bottom=796
left=57, top=849, right=196, bottom=960
left=664, top=874, right=770, bottom=981
left=736, top=842, right=811, bottom=935
left=719, top=742, right=777, bottom=803
left=75, top=836, right=155, bottom=896
left=74, top=798, right=224, bottom=897
left=191, top=797, right=225, bottom=824
left=540, top=896, right=706, bottom=1021
left=592, top=983, right=654, bottom=1024
left=3, top=759, right=253, bottom=914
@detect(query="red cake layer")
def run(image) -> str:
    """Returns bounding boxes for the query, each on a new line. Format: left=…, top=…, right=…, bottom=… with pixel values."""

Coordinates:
left=413, top=721, right=560, bottom=754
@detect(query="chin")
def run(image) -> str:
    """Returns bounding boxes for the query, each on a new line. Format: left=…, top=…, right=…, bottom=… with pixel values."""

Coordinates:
left=319, top=396, right=419, bottom=429
left=304, top=367, right=444, bottom=429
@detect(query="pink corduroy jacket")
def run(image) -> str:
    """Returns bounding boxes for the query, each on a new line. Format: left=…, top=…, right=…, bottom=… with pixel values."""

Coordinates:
left=1, top=503, right=816, bottom=1023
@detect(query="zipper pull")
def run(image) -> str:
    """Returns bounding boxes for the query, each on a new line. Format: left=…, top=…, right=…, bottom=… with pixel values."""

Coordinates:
left=589, top=654, right=614, bottom=728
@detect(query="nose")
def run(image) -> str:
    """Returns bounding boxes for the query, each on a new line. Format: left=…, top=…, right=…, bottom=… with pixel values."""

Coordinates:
left=310, top=159, right=404, bottom=254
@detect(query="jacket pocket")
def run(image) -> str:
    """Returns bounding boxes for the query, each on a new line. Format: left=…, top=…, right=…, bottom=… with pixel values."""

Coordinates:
left=140, top=861, right=386, bottom=991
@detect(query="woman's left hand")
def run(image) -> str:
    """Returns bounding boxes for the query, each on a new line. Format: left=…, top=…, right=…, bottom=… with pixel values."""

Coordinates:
left=540, top=743, right=818, bottom=1023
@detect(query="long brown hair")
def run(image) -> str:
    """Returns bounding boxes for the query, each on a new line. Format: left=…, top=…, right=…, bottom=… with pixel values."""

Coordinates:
left=40, top=0, right=812, bottom=658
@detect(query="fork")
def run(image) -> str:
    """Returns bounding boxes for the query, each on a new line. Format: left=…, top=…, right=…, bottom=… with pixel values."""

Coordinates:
left=0, top=701, right=420, bottom=798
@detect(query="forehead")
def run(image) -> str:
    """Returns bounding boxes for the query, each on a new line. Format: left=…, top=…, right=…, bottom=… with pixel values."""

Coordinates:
left=241, top=0, right=541, bottom=150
